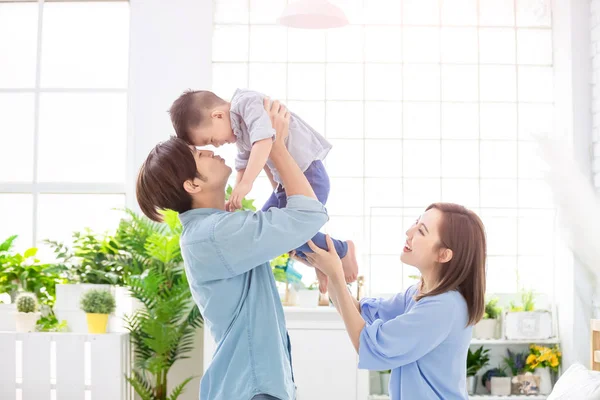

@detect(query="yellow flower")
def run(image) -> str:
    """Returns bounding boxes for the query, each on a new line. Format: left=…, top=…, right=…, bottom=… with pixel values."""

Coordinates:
left=530, top=361, right=539, bottom=369
left=539, top=351, right=552, bottom=362
left=526, top=354, right=537, bottom=365
left=550, top=356, right=559, bottom=368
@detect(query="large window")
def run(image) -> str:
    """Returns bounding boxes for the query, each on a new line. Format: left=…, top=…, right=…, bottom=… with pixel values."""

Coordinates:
left=0, top=1, right=129, bottom=256
left=212, top=0, right=556, bottom=296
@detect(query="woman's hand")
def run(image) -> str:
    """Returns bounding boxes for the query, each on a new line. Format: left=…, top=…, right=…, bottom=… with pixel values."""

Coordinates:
left=263, top=97, right=290, bottom=146
left=305, top=235, right=345, bottom=282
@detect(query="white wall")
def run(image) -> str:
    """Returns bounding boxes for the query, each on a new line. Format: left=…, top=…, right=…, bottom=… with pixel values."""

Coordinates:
left=593, top=0, right=600, bottom=188
left=128, top=1, right=213, bottom=399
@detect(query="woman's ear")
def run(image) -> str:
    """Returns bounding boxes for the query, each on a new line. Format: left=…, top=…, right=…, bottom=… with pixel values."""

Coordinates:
left=438, top=248, right=453, bottom=264
left=183, top=178, right=202, bottom=194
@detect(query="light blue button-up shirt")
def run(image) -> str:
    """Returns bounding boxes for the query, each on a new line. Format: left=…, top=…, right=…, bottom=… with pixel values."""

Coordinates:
left=179, top=195, right=328, bottom=400
left=359, top=285, right=471, bottom=400
left=230, top=88, right=332, bottom=184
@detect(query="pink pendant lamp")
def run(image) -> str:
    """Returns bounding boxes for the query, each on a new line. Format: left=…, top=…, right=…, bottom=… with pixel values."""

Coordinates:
left=277, top=0, right=349, bottom=29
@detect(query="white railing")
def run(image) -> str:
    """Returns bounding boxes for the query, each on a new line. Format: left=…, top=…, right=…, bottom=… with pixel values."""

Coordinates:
left=0, top=332, right=131, bottom=400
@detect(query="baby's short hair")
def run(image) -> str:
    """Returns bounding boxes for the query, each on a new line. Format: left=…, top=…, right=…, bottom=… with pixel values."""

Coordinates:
left=169, top=90, right=226, bottom=143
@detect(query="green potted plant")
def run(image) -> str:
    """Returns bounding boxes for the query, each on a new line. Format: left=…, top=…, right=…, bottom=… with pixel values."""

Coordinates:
left=14, top=292, right=41, bottom=333
left=505, top=290, right=553, bottom=340
left=482, top=367, right=510, bottom=395
left=474, top=296, right=502, bottom=339
left=80, top=289, right=116, bottom=334
left=503, top=349, right=540, bottom=394
left=467, top=346, right=490, bottom=394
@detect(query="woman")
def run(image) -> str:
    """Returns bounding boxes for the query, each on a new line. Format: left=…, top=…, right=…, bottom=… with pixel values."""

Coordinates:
left=298, top=203, right=486, bottom=400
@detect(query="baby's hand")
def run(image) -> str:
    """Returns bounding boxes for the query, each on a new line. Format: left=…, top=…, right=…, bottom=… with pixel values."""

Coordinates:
left=229, top=181, right=253, bottom=211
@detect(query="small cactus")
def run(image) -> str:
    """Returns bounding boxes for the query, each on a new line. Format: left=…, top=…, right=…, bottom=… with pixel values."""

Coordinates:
left=16, top=293, right=38, bottom=313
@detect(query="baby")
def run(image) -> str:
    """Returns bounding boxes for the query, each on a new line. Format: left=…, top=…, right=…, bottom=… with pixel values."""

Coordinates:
left=169, top=88, right=358, bottom=289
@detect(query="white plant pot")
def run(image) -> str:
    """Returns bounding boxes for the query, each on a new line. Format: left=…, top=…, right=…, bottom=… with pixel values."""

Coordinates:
left=296, top=290, right=320, bottom=308
left=54, top=284, right=142, bottom=333
left=0, top=304, right=16, bottom=331
left=504, top=310, right=553, bottom=339
left=467, top=375, right=477, bottom=395
left=490, top=377, right=512, bottom=396
left=15, top=312, right=41, bottom=333
left=534, top=367, right=553, bottom=395
left=379, top=372, right=391, bottom=395
left=473, top=319, right=499, bottom=339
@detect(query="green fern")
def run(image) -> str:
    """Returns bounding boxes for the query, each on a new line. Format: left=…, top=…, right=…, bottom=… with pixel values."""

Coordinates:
left=167, top=376, right=195, bottom=400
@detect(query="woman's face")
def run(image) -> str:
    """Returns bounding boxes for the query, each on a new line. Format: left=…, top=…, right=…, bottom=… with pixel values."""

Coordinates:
left=400, top=207, right=446, bottom=270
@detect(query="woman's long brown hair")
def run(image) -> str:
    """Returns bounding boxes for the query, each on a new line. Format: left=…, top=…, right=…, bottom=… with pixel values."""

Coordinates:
left=415, top=203, right=487, bottom=326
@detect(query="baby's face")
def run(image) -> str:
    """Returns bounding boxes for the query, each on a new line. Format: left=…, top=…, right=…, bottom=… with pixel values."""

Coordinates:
left=190, top=118, right=236, bottom=147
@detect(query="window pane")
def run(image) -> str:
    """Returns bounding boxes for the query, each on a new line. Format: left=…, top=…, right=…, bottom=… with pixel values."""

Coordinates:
left=479, top=28, right=516, bottom=64
left=486, top=256, right=518, bottom=293
left=249, top=63, right=287, bottom=100
left=481, top=209, right=518, bottom=256
left=37, top=194, right=125, bottom=259
left=519, top=103, right=554, bottom=140
left=213, top=25, right=248, bottom=62
left=41, top=2, right=128, bottom=88
left=441, top=28, right=478, bottom=63
left=480, top=103, right=518, bottom=139
left=249, top=0, right=286, bottom=24
left=369, top=216, right=403, bottom=255
left=249, top=26, right=287, bottom=62
left=38, top=93, right=127, bottom=183
left=365, top=178, right=403, bottom=211
left=215, top=0, right=248, bottom=24
left=288, top=30, right=326, bottom=62
left=327, top=178, right=363, bottom=216
left=326, top=64, right=363, bottom=100
left=518, top=142, right=546, bottom=179
left=441, top=179, right=479, bottom=208
left=518, top=66, right=554, bottom=102
left=327, top=26, right=363, bottom=62
left=441, top=0, right=477, bottom=26
left=518, top=179, right=554, bottom=208
left=288, top=64, right=325, bottom=100
left=516, top=0, right=552, bottom=28
left=365, top=27, right=402, bottom=62
left=365, top=64, right=402, bottom=101
left=441, top=65, right=478, bottom=101
left=403, top=178, right=441, bottom=208
left=403, top=28, right=440, bottom=63
left=403, top=0, right=439, bottom=25
left=404, top=103, right=440, bottom=139
left=517, top=29, right=552, bottom=65
left=365, top=140, right=402, bottom=177
left=403, top=65, right=440, bottom=101
left=441, top=103, right=479, bottom=139
left=480, top=141, right=518, bottom=178
left=370, top=256, right=403, bottom=295
left=326, top=101, right=363, bottom=139
left=403, top=141, right=440, bottom=177
left=480, top=66, right=517, bottom=101
left=212, top=63, right=248, bottom=99
left=365, top=102, right=402, bottom=139
left=479, top=0, right=515, bottom=27
left=0, top=3, right=38, bottom=88
left=288, top=101, right=325, bottom=134
left=518, top=210, right=555, bottom=256
left=481, top=179, right=518, bottom=207
left=363, top=0, right=401, bottom=24
left=0, top=194, right=33, bottom=252
left=0, top=94, right=34, bottom=182
left=325, top=139, right=363, bottom=177
left=518, top=256, right=553, bottom=294
left=441, top=141, right=479, bottom=178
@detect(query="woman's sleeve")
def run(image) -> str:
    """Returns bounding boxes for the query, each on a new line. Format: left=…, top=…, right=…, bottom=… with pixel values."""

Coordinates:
left=358, top=293, right=458, bottom=371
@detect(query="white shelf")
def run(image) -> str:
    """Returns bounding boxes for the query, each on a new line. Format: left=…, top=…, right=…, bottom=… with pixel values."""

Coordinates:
left=369, top=396, right=546, bottom=400
left=470, top=338, right=560, bottom=345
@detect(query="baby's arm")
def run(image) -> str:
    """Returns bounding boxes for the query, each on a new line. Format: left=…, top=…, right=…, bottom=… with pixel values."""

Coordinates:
left=229, top=140, right=271, bottom=210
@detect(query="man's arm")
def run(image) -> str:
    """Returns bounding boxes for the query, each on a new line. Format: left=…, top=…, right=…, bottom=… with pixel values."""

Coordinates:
left=264, top=166, right=277, bottom=190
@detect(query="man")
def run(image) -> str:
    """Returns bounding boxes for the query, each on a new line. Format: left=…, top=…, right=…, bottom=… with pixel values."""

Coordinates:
left=136, top=99, right=328, bottom=400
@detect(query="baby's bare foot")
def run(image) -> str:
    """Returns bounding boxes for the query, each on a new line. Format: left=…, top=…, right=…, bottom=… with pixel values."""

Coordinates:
left=341, top=240, right=358, bottom=284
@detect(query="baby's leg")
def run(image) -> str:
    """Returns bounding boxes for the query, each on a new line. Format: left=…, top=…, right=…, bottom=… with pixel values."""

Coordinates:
left=296, top=161, right=359, bottom=283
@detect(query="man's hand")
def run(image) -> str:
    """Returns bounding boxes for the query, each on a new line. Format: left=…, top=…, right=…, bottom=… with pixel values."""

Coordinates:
left=227, top=181, right=253, bottom=211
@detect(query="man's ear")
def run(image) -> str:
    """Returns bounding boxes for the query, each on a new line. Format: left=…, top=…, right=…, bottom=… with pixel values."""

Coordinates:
left=183, top=178, right=202, bottom=194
